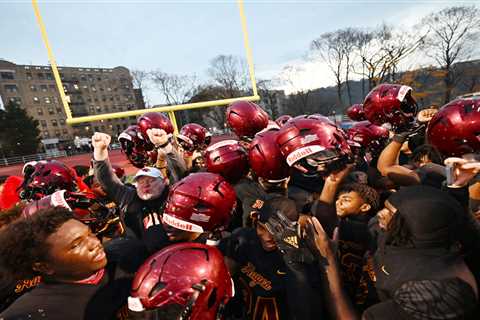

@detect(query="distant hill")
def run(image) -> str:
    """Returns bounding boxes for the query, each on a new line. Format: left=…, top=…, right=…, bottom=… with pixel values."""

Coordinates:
left=285, top=59, right=480, bottom=116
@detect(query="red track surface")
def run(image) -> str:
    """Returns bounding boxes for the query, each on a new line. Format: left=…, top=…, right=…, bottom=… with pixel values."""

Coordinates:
left=0, top=150, right=137, bottom=177
left=0, top=134, right=237, bottom=178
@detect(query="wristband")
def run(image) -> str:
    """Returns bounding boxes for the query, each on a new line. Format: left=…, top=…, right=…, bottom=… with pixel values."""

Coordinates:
left=392, top=134, right=407, bottom=144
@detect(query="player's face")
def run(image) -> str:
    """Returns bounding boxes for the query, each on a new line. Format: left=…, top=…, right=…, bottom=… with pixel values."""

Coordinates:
left=256, top=222, right=277, bottom=252
left=136, top=176, right=165, bottom=200
left=336, top=191, right=367, bottom=218
left=45, top=219, right=107, bottom=280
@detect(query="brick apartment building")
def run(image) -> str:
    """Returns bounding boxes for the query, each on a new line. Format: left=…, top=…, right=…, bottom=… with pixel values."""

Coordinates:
left=0, top=59, right=143, bottom=153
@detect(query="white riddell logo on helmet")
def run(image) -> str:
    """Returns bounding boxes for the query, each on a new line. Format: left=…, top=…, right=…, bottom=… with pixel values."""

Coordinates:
left=286, top=145, right=325, bottom=166
left=397, top=85, right=412, bottom=101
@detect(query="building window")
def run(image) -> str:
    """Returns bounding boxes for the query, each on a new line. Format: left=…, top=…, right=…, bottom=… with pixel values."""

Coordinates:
left=80, top=75, right=87, bottom=81
left=46, top=73, right=53, bottom=80
left=60, top=119, right=65, bottom=125
left=89, top=106, right=95, bottom=113
left=43, top=131, right=49, bottom=138
left=26, top=72, right=33, bottom=80
left=91, top=85, right=96, bottom=92
left=53, top=97, right=59, bottom=104
left=51, top=119, right=58, bottom=127
left=74, top=84, right=79, bottom=90
left=54, top=130, right=61, bottom=136
left=40, top=85, right=48, bottom=92
left=56, top=107, right=62, bottom=113
left=97, top=76, right=102, bottom=81
left=48, top=108, right=54, bottom=115
left=40, top=120, right=47, bottom=127
left=87, top=97, right=92, bottom=102
left=62, top=129, right=68, bottom=134
left=37, top=73, right=44, bottom=79
left=4, top=84, right=18, bottom=93
left=44, top=97, right=51, bottom=104
left=0, top=72, right=14, bottom=80
left=107, top=87, right=112, bottom=91
left=37, top=108, right=43, bottom=116
left=94, top=126, right=100, bottom=132
left=49, top=84, right=56, bottom=90
left=33, top=97, right=40, bottom=103
left=96, top=106, right=101, bottom=112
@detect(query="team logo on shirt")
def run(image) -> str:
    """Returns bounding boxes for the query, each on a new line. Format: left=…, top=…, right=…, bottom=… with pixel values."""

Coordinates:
left=241, top=262, right=272, bottom=291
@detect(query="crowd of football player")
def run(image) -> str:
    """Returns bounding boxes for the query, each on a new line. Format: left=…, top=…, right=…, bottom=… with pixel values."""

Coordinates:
left=0, top=83, right=480, bottom=319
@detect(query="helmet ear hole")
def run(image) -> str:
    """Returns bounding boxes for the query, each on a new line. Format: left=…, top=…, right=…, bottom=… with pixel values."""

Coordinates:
left=149, top=281, right=167, bottom=298
left=207, top=288, right=217, bottom=309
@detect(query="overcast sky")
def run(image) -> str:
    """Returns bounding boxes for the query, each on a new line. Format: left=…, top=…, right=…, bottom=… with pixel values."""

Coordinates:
left=0, top=0, right=476, bottom=104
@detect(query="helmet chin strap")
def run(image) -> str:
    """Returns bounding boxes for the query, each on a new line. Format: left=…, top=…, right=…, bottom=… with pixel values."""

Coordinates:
left=178, top=280, right=207, bottom=320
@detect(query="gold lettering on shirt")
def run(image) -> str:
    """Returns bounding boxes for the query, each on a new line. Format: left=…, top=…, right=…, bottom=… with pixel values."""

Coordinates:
left=241, top=262, right=272, bottom=291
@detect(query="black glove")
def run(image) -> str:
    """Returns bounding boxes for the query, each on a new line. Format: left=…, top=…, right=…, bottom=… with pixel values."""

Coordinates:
left=393, top=122, right=426, bottom=143
left=265, top=211, right=315, bottom=265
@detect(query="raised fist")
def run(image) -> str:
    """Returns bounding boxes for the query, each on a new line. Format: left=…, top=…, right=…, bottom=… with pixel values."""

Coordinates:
left=92, top=132, right=111, bottom=151
left=147, top=128, right=169, bottom=147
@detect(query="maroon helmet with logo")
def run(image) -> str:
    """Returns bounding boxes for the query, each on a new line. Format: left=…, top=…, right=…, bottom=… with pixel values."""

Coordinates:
left=162, top=172, right=236, bottom=234
left=205, top=140, right=249, bottom=183
left=347, top=121, right=389, bottom=156
left=275, top=115, right=293, bottom=127
left=22, top=190, right=123, bottom=236
left=346, top=104, right=366, bottom=121
left=177, top=123, right=212, bottom=153
left=363, top=84, right=417, bottom=128
left=137, top=112, right=174, bottom=142
left=226, top=101, right=269, bottom=138
left=427, top=97, right=480, bottom=156
left=276, top=115, right=352, bottom=177
left=20, top=160, right=78, bottom=200
left=128, top=243, right=233, bottom=320
left=249, top=130, right=290, bottom=181
left=119, top=125, right=157, bottom=168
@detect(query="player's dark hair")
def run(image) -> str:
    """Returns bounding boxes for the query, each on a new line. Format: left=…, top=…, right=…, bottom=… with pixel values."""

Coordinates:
left=0, top=207, right=73, bottom=279
left=338, top=183, right=380, bottom=213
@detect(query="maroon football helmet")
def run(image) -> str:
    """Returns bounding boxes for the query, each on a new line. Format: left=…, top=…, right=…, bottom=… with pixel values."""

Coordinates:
left=137, top=112, right=174, bottom=143
left=346, top=104, right=366, bottom=121
left=363, top=84, right=417, bottom=128
left=347, top=121, right=389, bottom=156
left=249, top=130, right=290, bottom=181
left=177, top=123, right=212, bottom=153
left=128, top=243, right=233, bottom=320
left=276, top=115, right=352, bottom=177
left=205, top=139, right=249, bottom=183
left=226, top=101, right=269, bottom=138
left=20, top=160, right=78, bottom=201
left=427, top=97, right=480, bottom=156
left=275, top=115, right=293, bottom=127
left=162, top=172, right=236, bottom=233
left=22, top=190, right=123, bottom=236
left=119, top=125, right=157, bottom=168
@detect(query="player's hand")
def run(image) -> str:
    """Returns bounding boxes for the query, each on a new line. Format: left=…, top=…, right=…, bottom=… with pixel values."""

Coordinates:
left=147, top=128, right=169, bottom=147
left=92, top=132, right=111, bottom=151
left=326, top=163, right=353, bottom=184
left=92, top=132, right=111, bottom=161
left=444, top=157, right=480, bottom=188
left=417, top=108, right=438, bottom=123
left=304, top=217, right=338, bottom=260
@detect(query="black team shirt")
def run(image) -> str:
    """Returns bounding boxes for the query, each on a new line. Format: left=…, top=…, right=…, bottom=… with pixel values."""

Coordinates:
left=220, top=228, right=289, bottom=320
left=0, top=247, right=135, bottom=320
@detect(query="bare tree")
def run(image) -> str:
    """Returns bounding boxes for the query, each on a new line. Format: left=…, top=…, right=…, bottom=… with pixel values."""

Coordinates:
left=311, top=28, right=359, bottom=106
left=421, top=6, right=480, bottom=102
left=257, top=79, right=285, bottom=119
left=311, top=31, right=347, bottom=107
left=208, top=55, right=249, bottom=97
left=150, top=70, right=199, bottom=105
left=352, top=24, right=425, bottom=93
left=279, top=65, right=313, bottom=115
left=131, top=69, right=151, bottom=106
